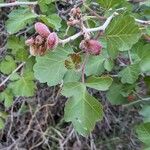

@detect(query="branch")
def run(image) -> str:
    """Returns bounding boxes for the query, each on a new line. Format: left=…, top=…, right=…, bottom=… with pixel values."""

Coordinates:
left=0, top=62, right=25, bottom=87
left=59, top=12, right=118, bottom=44
left=0, top=1, right=38, bottom=8
left=123, top=97, right=150, bottom=107
left=135, top=19, right=150, bottom=25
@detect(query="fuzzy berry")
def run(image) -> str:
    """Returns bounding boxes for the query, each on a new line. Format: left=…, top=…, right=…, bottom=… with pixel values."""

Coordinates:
left=35, top=35, right=45, bottom=46
left=25, top=37, right=34, bottom=46
left=47, top=32, right=59, bottom=49
left=35, top=22, right=51, bottom=38
left=80, top=39, right=102, bottom=55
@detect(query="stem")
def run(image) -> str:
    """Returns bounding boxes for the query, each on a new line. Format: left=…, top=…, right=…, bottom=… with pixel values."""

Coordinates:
left=128, top=50, right=133, bottom=64
left=135, top=19, right=150, bottom=25
left=123, top=97, right=150, bottom=107
left=59, top=12, right=118, bottom=44
left=0, top=1, right=38, bottom=8
left=81, top=53, right=89, bottom=83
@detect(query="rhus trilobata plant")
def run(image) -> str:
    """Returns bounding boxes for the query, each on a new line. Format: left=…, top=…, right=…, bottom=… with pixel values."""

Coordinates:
left=0, top=0, right=150, bottom=145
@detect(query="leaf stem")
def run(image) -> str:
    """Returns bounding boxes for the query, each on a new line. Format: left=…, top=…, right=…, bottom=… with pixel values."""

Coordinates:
left=81, top=53, right=89, bottom=83
left=123, top=97, right=150, bottom=107
left=0, top=1, right=38, bottom=8
left=128, top=50, right=133, bottom=64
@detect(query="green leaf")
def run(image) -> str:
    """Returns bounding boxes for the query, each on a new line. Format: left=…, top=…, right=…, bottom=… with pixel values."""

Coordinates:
left=0, top=89, right=13, bottom=108
left=62, top=82, right=103, bottom=136
left=34, top=45, right=73, bottom=86
left=140, top=57, right=150, bottom=73
left=0, top=118, right=5, bottom=130
left=85, top=55, right=105, bottom=76
left=38, top=0, right=55, bottom=13
left=140, top=105, right=150, bottom=123
left=97, top=0, right=124, bottom=10
left=104, top=58, right=114, bottom=71
left=8, top=72, right=36, bottom=97
left=40, top=14, right=62, bottom=31
left=6, top=8, right=37, bottom=34
left=86, top=76, right=113, bottom=91
left=136, top=122, right=150, bottom=147
left=0, top=55, right=16, bottom=75
left=7, top=36, right=25, bottom=54
left=119, top=63, right=140, bottom=84
left=15, top=49, right=29, bottom=61
left=132, top=43, right=150, bottom=73
left=106, top=83, right=127, bottom=105
left=63, top=70, right=81, bottom=83
left=105, top=15, right=141, bottom=58
left=140, top=1, right=150, bottom=7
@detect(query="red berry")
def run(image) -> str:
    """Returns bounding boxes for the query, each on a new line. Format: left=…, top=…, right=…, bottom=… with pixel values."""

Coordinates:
left=25, top=37, right=34, bottom=46
left=47, top=32, right=59, bottom=49
left=35, top=22, right=51, bottom=38
left=127, top=95, right=135, bottom=102
left=80, top=39, right=102, bottom=55
left=35, top=35, right=44, bottom=45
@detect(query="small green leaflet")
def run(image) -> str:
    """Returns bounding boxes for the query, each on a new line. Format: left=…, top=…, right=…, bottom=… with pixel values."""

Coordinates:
left=8, top=72, right=36, bottom=97
left=140, top=105, right=150, bottom=123
left=105, top=15, right=141, bottom=58
left=119, top=63, right=140, bottom=84
left=63, top=70, right=81, bottom=83
left=85, top=55, right=105, bottom=76
left=61, top=82, right=103, bottom=136
left=0, top=118, right=4, bottom=130
left=0, top=89, right=13, bottom=108
left=132, top=43, right=150, bottom=73
left=86, top=76, right=113, bottom=91
left=7, top=36, right=29, bottom=61
left=140, top=1, right=150, bottom=7
left=97, top=0, right=124, bottom=10
left=106, top=83, right=127, bottom=105
left=7, top=36, right=25, bottom=54
left=0, top=55, right=16, bottom=75
left=136, top=122, right=150, bottom=147
left=34, top=45, right=73, bottom=86
left=6, top=8, right=37, bottom=34
left=38, top=0, right=55, bottom=13
left=104, top=58, right=114, bottom=71
left=40, top=14, right=62, bottom=31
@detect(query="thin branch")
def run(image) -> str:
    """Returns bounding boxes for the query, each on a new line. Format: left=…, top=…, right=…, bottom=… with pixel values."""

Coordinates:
left=81, top=53, right=89, bottom=83
left=59, top=12, right=118, bottom=44
left=0, top=1, right=38, bottom=8
left=135, top=19, right=150, bottom=25
left=0, top=62, right=25, bottom=87
left=123, top=97, right=150, bottom=107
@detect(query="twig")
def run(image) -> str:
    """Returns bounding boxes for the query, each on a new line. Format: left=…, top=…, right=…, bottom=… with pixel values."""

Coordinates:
left=128, top=50, right=133, bottom=64
left=135, top=19, right=150, bottom=25
left=0, top=62, right=25, bottom=87
left=59, top=12, right=118, bottom=44
left=123, top=97, right=150, bottom=107
left=81, top=53, right=89, bottom=83
left=0, top=1, right=38, bottom=8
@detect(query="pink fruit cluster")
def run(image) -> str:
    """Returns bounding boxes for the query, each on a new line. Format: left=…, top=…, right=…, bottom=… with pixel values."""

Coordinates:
left=25, top=22, right=58, bottom=56
left=80, top=39, right=102, bottom=55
